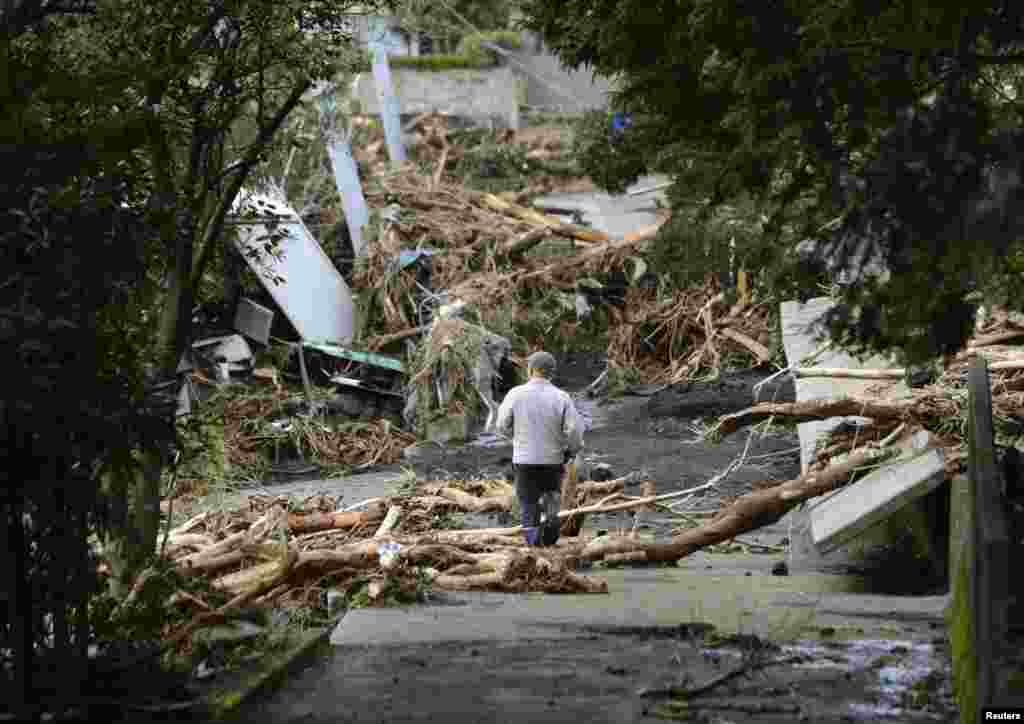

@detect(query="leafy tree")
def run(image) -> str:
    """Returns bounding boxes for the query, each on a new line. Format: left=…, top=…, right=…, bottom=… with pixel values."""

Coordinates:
left=393, top=0, right=512, bottom=53
left=3, top=5, right=386, bottom=708
left=521, top=1, right=1024, bottom=364
left=4, top=0, right=388, bottom=714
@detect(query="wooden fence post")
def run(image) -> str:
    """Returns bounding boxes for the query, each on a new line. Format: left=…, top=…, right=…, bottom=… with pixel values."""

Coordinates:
left=965, top=357, right=1012, bottom=721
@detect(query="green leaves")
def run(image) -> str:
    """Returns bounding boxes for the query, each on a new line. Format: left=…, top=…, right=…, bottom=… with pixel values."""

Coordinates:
left=524, top=0, right=1024, bottom=363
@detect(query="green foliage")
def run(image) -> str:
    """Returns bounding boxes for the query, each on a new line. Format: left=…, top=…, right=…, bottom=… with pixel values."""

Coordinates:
left=430, top=510, right=466, bottom=530
left=570, top=110, right=647, bottom=194
left=522, top=0, right=1024, bottom=364
left=391, top=53, right=494, bottom=70
left=456, top=30, right=522, bottom=65
left=352, top=31, right=523, bottom=70
left=88, top=557, right=230, bottom=647
left=3, top=2, right=381, bottom=711
left=392, top=0, right=513, bottom=52
left=453, top=141, right=537, bottom=193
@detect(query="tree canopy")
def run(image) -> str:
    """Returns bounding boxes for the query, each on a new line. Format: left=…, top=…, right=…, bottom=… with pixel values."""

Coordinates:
left=2, top=2, right=382, bottom=712
left=522, top=1, right=1024, bottom=364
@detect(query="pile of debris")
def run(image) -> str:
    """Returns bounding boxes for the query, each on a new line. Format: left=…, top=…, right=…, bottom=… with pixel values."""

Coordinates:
left=573, top=309, right=1024, bottom=566
left=350, top=112, right=588, bottom=195
left=714, top=314, right=1024, bottom=474
left=150, top=469, right=679, bottom=651
left=605, top=281, right=775, bottom=385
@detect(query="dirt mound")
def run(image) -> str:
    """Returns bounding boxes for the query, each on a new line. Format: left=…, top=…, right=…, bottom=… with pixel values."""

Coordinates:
left=647, top=370, right=796, bottom=420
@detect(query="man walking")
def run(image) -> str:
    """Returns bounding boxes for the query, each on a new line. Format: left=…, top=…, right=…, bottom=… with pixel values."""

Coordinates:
left=496, top=351, right=584, bottom=546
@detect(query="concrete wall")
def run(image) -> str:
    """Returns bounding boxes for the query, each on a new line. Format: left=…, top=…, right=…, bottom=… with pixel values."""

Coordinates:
left=509, top=32, right=615, bottom=112
left=353, top=66, right=519, bottom=129
left=508, top=49, right=615, bottom=112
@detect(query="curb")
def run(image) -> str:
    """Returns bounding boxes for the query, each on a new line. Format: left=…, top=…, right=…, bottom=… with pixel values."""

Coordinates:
left=198, top=624, right=333, bottom=721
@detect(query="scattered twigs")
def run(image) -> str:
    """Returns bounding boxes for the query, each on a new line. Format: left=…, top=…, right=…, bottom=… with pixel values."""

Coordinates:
left=638, top=655, right=803, bottom=699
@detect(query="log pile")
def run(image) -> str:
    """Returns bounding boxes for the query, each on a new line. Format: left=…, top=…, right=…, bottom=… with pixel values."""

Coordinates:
left=155, top=474, right=674, bottom=649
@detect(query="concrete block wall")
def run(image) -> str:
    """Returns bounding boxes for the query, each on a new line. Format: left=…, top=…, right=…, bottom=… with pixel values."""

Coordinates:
left=507, top=43, right=615, bottom=112
left=353, top=66, right=519, bottom=129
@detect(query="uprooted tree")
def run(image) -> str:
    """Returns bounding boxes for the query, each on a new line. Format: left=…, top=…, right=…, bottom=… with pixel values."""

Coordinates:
left=522, top=1, right=1024, bottom=366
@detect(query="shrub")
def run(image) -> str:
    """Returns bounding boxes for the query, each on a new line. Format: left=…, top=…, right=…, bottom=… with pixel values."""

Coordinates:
left=456, top=30, right=522, bottom=66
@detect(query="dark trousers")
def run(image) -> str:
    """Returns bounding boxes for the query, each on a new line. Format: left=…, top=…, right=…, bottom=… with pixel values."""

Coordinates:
left=514, top=464, right=562, bottom=544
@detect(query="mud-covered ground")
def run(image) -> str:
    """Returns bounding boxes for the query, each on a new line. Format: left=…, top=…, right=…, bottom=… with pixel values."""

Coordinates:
left=406, top=354, right=801, bottom=541
left=167, top=357, right=959, bottom=724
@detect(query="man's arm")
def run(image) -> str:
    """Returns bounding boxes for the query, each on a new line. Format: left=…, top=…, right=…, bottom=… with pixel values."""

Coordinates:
left=562, top=397, right=584, bottom=455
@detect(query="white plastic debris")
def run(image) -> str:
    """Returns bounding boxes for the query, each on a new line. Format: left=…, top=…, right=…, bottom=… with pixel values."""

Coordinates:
left=377, top=541, right=402, bottom=570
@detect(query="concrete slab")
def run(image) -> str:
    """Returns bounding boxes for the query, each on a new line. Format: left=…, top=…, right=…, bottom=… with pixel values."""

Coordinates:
left=779, top=298, right=910, bottom=473
left=811, top=433, right=946, bottom=553
left=779, top=298, right=948, bottom=578
left=331, top=561, right=945, bottom=648
left=532, top=175, right=667, bottom=241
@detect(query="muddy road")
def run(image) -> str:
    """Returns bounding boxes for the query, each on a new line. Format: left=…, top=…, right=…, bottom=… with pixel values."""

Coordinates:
left=191, top=360, right=958, bottom=724
left=405, top=355, right=802, bottom=543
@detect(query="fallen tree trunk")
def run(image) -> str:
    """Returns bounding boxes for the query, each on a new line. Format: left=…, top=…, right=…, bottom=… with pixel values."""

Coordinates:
left=166, top=511, right=211, bottom=538
left=714, top=398, right=910, bottom=438
left=474, top=192, right=609, bottom=244
left=436, top=487, right=515, bottom=513
left=969, top=329, right=1024, bottom=348
left=177, top=507, right=287, bottom=569
left=990, top=360, right=1024, bottom=372
left=719, top=328, right=772, bottom=364
left=366, top=324, right=430, bottom=350
left=577, top=478, right=625, bottom=499
left=287, top=502, right=387, bottom=535
left=165, top=547, right=299, bottom=649
left=581, top=445, right=900, bottom=563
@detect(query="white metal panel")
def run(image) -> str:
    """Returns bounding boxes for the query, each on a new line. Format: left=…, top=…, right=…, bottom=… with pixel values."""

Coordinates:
left=231, top=191, right=354, bottom=346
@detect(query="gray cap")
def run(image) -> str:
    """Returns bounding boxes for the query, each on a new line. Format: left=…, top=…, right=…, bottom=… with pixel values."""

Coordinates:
left=527, top=350, right=556, bottom=375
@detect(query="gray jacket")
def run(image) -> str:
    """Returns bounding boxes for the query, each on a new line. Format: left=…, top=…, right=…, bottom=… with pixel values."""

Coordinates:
left=496, top=377, right=584, bottom=465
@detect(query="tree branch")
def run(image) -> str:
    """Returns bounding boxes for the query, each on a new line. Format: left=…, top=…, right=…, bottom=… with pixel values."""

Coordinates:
left=189, top=77, right=312, bottom=291
left=970, top=53, right=1024, bottom=66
